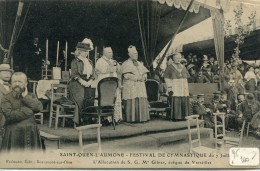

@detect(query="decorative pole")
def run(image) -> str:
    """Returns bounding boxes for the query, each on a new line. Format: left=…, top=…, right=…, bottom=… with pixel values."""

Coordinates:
left=44, top=38, right=49, bottom=80
left=7, top=0, right=24, bottom=68
left=153, top=0, right=195, bottom=76
left=56, top=41, right=60, bottom=66
left=65, top=41, right=68, bottom=71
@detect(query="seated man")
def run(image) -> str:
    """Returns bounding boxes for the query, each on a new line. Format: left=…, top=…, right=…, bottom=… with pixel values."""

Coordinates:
left=207, top=93, right=227, bottom=113
left=0, top=72, right=43, bottom=152
left=194, top=70, right=210, bottom=83
left=237, top=93, right=260, bottom=134
left=193, top=94, right=217, bottom=131
left=225, top=107, right=237, bottom=131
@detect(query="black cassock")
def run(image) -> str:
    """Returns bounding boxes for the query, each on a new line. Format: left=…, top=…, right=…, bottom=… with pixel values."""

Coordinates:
left=0, top=92, right=43, bottom=152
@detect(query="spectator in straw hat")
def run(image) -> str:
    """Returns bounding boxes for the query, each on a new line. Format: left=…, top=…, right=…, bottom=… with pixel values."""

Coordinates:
left=0, top=64, right=13, bottom=146
left=254, top=81, right=260, bottom=103
left=186, top=64, right=196, bottom=83
left=227, top=79, right=239, bottom=111
left=237, top=93, right=260, bottom=134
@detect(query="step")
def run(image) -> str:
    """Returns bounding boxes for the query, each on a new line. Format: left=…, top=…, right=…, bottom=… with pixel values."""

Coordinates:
left=105, top=128, right=213, bottom=149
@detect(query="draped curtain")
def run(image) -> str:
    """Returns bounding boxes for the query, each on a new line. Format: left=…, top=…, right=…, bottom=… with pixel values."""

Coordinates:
left=0, top=0, right=30, bottom=64
left=211, top=8, right=224, bottom=89
left=0, top=1, right=17, bottom=63
left=137, top=0, right=162, bottom=70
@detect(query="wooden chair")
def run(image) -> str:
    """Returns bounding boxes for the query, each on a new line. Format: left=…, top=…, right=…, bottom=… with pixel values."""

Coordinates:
left=40, top=131, right=61, bottom=149
left=35, top=112, right=44, bottom=124
left=213, top=112, right=226, bottom=149
left=49, top=84, right=75, bottom=129
left=75, top=124, right=102, bottom=153
left=28, top=80, right=46, bottom=125
left=186, top=115, right=215, bottom=154
left=246, top=122, right=254, bottom=137
left=223, top=120, right=246, bottom=147
left=81, top=77, right=118, bottom=130
left=145, top=79, right=170, bottom=118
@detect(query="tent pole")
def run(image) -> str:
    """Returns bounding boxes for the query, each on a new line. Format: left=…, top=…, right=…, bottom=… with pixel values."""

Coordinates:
left=7, top=0, right=24, bottom=68
left=153, top=0, right=195, bottom=77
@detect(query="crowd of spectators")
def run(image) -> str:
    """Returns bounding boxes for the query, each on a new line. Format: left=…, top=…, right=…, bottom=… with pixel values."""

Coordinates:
left=179, top=52, right=260, bottom=136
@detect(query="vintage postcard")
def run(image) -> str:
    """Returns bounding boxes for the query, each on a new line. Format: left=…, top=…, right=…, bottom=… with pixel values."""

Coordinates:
left=0, top=0, right=260, bottom=169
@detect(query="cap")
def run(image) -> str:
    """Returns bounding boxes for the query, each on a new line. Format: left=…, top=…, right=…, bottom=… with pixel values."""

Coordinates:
left=202, top=55, right=208, bottom=61
left=0, top=64, right=14, bottom=73
left=213, top=91, right=222, bottom=95
left=187, top=64, right=195, bottom=70
left=197, top=94, right=204, bottom=98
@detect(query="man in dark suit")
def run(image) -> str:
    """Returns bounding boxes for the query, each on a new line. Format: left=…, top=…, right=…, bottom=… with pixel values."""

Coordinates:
left=227, top=80, right=239, bottom=111
left=203, top=65, right=214, bottom=83
left=254, top=82, right=260, bottom=103
left=236, top=78, right=246, bottom=94
left=25, top=37, right=44, bottom=80
left=193, top=94, right=214, bottom=129
left=195, top=70, right=210, bottom=83
left=0, top=64, right=13, bottom=147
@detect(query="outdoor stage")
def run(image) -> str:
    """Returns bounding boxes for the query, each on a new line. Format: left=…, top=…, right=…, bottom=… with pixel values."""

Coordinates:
left=38, top=119, right=213, bottom=148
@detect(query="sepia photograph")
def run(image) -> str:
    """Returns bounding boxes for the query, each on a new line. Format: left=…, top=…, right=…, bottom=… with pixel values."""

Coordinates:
left=0, top=0, right=260, bottom=169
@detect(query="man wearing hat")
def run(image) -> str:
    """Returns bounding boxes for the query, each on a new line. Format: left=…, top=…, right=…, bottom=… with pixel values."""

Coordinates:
left=0, top=64, right=13, bottom=103
left=186, top=64, right=196, bottom=83
left=203, top=65, right=214, bottom=83
left=211, top=91, right=227, bottom=111
left=229, top=63, right=243, bottom=84
left=0, top=64, right=13, bottom=146
left=253, top=81, right=260, bottom=102
left=227, top=79, right=239, bottom=111
left=194, top=69, right=210, bottom=83
left=200, top=55, right=209, bottom=71
left=237, top=93, right=260, bottom=134
left=193, top=94, right=216, bottom=130
left=236, top=78, right=246, bottom=94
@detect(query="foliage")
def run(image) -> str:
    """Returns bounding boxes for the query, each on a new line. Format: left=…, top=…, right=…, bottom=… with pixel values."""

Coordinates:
left=224, top=3, right=256, bottom=65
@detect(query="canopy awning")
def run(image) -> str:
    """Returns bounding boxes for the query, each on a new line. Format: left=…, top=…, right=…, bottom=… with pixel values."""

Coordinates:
left=2, top=0, right=212, bottom=68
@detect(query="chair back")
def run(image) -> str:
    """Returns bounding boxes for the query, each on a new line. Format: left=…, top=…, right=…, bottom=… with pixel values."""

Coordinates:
left=145, top=79, right=159, bottom=102
left=185, top=115, right=201, bottom=152
left=51, top=84, right=68, bottom=103
left=97, top=77, right=118, bottom=106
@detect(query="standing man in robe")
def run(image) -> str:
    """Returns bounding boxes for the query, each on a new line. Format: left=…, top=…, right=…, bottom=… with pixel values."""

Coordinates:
left=122, top=45, right=150, bottom=123
left=95, top=47, right=122, bottom=124
left=0, top=72, right=43, bottom=152
left=164, top=53, right=190, bottom=121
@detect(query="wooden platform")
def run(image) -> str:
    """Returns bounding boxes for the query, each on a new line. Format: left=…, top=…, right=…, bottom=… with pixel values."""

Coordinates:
left=38, top=119, right=213, bottom=145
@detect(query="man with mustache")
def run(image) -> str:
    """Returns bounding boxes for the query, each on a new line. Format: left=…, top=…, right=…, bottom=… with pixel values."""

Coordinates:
left=0, top=72, right=43, bottom=152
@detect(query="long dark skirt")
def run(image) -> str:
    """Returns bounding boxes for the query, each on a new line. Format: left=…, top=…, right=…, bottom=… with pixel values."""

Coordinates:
left=70, top=80, right=94, bottom=124
left=169, top=96, right=190, bottom=120
left=1, top=119, right=42, bottom=152
left=124, top=98, right=150, bottom=123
